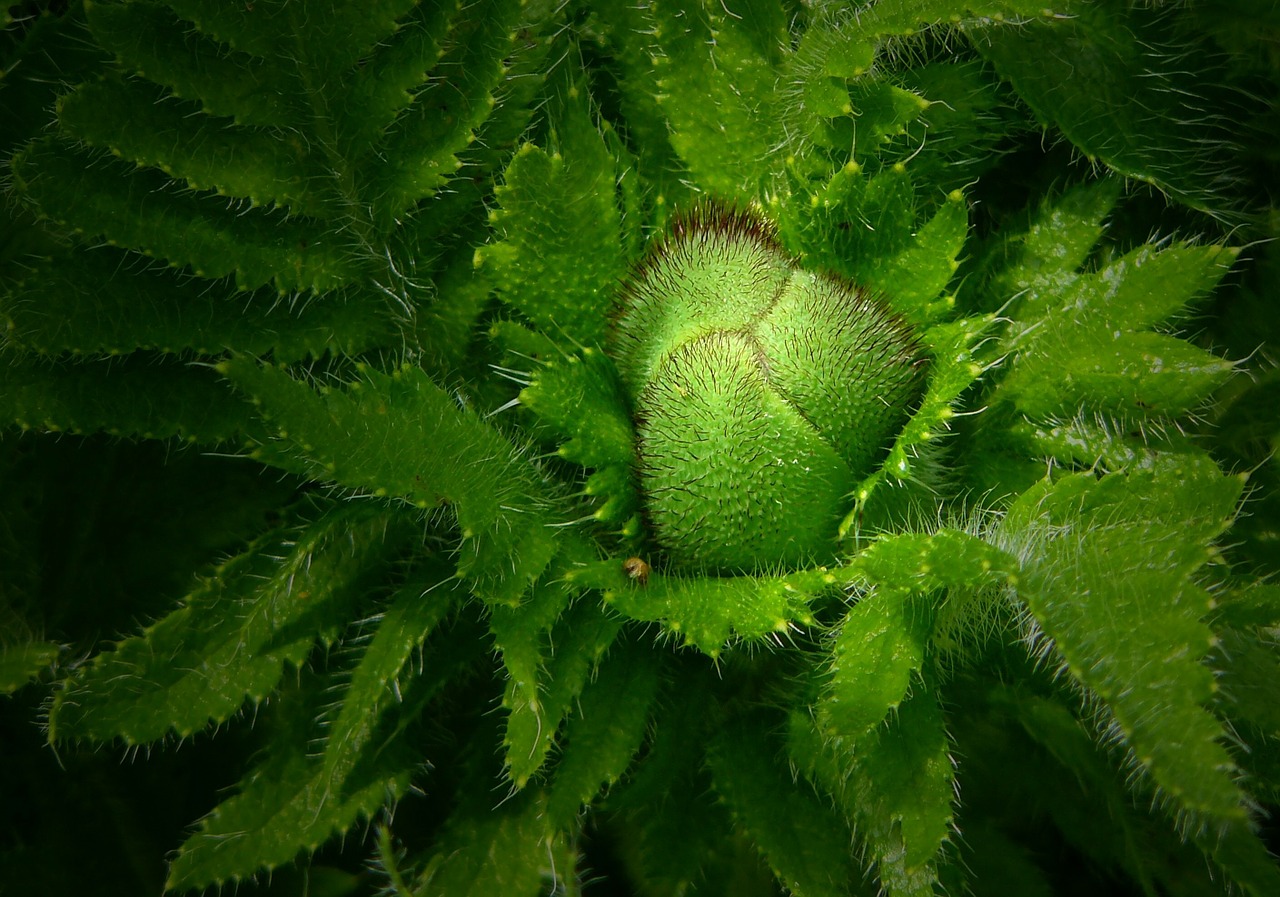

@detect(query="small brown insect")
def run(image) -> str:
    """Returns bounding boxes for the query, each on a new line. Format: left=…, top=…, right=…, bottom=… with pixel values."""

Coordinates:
left=622, top=556, right=651, bottom=586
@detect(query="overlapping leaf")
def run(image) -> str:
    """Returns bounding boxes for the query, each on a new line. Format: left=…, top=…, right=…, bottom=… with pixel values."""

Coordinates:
left=48, top=503, right=409, bottom=744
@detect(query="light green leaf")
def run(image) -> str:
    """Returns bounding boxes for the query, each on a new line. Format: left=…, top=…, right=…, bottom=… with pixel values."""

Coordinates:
left=650, top=1, right=783, bottom=200
left=1003, top=329, right=1235, bottom=420
left=819, top=588, right=930, bottom=746
left=475, top=81, right=627, bottom=347
left=821, top=529, right=1017, bottom=744
left=572, top=560, right=835, bottom=657
left=1001, top=455, right=1249, bottom=821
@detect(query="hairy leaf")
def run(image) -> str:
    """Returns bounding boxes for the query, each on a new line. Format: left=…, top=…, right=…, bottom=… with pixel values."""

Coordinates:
left=709, top=711, right=857, bottom=897
left=1001, top=455, right=1248, bottom=821
left=48, top=504, right=409, bottom=744
left=475, top=82, right=628, bottom=347
left=572, top=560, right=834, bottom=656
left=221, top=359, right=560, bottom=605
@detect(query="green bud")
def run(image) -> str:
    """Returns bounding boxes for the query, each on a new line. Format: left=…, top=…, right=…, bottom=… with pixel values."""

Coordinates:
left=614, top=207, right=926, bottom=572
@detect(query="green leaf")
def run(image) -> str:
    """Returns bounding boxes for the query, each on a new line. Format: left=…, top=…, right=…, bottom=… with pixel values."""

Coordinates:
left=59, top=73, right=329, bottom=216
left=843, top=315, right=993, bottom=536
left=166, top=667, right=419, bottom=891
left=1000, top=455, right=1249, bottom=821
left=0, top=354, right=256, bottom=442
left=86, top=0, right=311, bottom=129
left=519, top=347, right=639, bottom=534
left=48, top=504, right=408, bottom=744
left=220, top=359, right=560, bottom=606
left=546, top=636, right=661, bottom=827
left=572, top=560, right=834, bottom=657
left=370, top=0, right=519, bottom=223
left=709, top=711, right=857, bottom=897
left=968, top=178, right=1122, bottom=314
left=1003, top=329, right=1235, bottom=420
left=996, top=236, right=1238, bottom=422
left=2, top=248, right=398, bottom=361
left=0, top=641, right=60, bottom=695
left=12, top=138, right=354, bottom=293
left=867, top=191, right=969, bottom=327
left=499, top=595, right=624, bottom=787
left=974, top=3, right=1256, bottom=221
left=650, top=1, right=783, bottom=200
left=321, top=568, right=459, bottom=785
left=414, top=789, right=560, bottom=897
left=849, top=689, right=954, bottom=897
left=475, top=81, right=628, bottom=347
left=820, top=529, right=1016, bottom=745
left=819, top=589, right=930, bottom=746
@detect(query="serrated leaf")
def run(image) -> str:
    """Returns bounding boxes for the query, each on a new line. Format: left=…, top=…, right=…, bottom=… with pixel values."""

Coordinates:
left=975, top=3, right=1255, bottom=221
left=0, top=354, right=256, bottom=442
left=843, top=315, right=993, bottom=535
left=867, top=191, right=969, bottom=326
left=500, top=596, right=624, bottom=787
left=650, top=1, right=783, bottom=200
left=321, top=569, right=459, bottom=786
left=49, top=504, right=408, bottom=744
left=1000, top=455, right=1249, bottom=821
left=821, top=529, right=1016, bottom=744
left=165, top=667, right=418, bottom=891
left=546, top=636, right=661, bottom=827
left=59, top=73, right=330, bottom=216
left=13, top=138, right=354, bottom=293
left=709, top=711, right=857, bottom=897
left=86, top=0, right=310, bottom=129
left=371, top=0, right=519, bottom=223
left=780, top=164, right=918, bottom=282
left=414, top=789, right=560, bottom=897
left=0, top=641, right=60, bottom=695
left=2, top=248, right=398, bottom=361
left=573, top=560, right=835, bottom=656
left=161, top=0, right=417, bottom=73
left=820, top=588, right=930, bottom=746
left=996, top=234, right=1238, bottom=422
left=850, top=689, right=954, bottom=896
left=1004, top=329, right=1235, bottom=420
left=475, top=83, right=627, bottom=348
left=520, top=347, right=640, bottom=533
left=970, top=178, right=1121, bottom=314
left=220, top=359, right=560, bottom=605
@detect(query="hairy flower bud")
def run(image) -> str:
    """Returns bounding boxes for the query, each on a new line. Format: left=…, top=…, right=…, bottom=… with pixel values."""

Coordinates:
left=613, top=207, right=926, bottom=572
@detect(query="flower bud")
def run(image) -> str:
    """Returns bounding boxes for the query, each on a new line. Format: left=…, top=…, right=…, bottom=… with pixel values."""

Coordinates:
left=613, top=207, right=926, bottom=572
